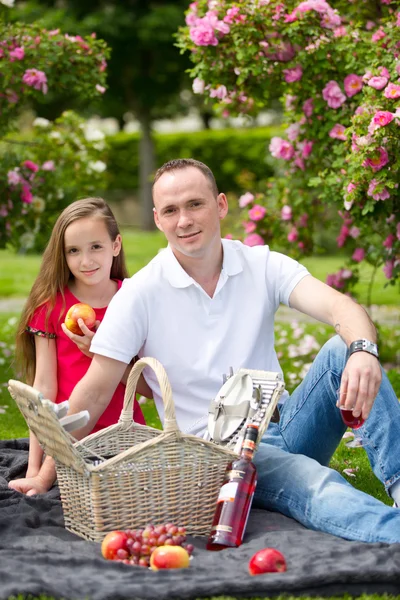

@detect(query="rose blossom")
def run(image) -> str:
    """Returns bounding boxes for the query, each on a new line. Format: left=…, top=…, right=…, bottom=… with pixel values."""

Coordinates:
left=7, top=170, right=21, bottom=185
left=369, top=111, right=394, bottom=133
left=363, top=147, right=389, bottom=172
left=287, top=227, right=298, bottom=243
left=269, top=137, right=295, bottom=160
left=9, top=47, right=24, bottom=61
left=303, top=98, right=313, bottom=117
left=343, top=74, right=363, bottom=97
left=367, top=177, right=390, bottom=199
left=209, top=85, right=227, bottom=100
left=192, top=78, right=205, bottom=94
left=367, top=76, right=388, bottom=90
left=383, top=234, right=395, bottom=248
left=283, top=65, right=303, bottom=83
left=42, top=160, right=55, bottom=171
left=239, top=192, right=254, bottom=208
left=243, top=221, right=256, bottom=233
left=23, top=160, right=39, bottom=172
left=22, top=69, right=48, bottom=94
left=244, top=233, right=264, bottom=247
left=384, top=83, right=400, bottom=98
left=383, top=259, right=394, bottom=279
left=287, top=123, right=301, bottom=141
left=248, top=205, right=266, bottom=221
left=21, top=184, right=33, bottom=203
left=322, top=80, right=346, bottom=108
left=329, top=124, right=347, bottom=140
left=352, top=248, right=365, bottom=263
left=281, top=205, right=292, bottom=221
left=372, top=28, right=386, bottom=42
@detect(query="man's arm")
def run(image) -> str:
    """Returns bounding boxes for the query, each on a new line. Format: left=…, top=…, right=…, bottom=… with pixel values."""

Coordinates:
left=289, top=275, right=381, bottom=420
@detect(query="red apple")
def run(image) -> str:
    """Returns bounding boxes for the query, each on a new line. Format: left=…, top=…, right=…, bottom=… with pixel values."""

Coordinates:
left=64, top=303, right=96, bottom=336
left=101, top=530, right=129, bottom=560
left=248, top=548, right=287, bottom=575
left=149, top=545, right=190, bottom=570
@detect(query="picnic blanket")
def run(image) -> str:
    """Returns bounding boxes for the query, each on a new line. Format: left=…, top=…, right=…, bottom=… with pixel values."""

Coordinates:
left=1, top=438, right=400, bottom=600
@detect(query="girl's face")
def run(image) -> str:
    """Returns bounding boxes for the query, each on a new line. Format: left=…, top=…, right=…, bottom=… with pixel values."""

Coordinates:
left=64, top=217, right=121, bottom=287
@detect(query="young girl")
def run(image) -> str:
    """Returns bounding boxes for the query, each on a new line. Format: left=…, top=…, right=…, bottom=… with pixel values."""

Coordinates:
left=9, top=197, right=149, bottom=493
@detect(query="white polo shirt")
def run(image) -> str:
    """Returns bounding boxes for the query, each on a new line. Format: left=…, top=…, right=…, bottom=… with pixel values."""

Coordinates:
left=91, top=239, right=310, bottom=436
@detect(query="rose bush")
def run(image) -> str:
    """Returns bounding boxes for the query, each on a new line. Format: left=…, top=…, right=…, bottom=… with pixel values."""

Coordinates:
left=0, top=1, right=110, bottom=251
left=177, top=0, right=400, bottom=298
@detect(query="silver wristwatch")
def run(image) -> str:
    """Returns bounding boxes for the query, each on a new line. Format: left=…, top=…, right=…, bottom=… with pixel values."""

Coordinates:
left=349, top=339, right=379, bottom=359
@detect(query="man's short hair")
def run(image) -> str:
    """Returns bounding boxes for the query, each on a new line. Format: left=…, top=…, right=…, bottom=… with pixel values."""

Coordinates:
left=153, top=158, right=219, bottom=198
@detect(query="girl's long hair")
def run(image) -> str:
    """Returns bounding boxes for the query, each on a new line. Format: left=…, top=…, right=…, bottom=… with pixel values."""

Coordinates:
left=15, top=197, right=129, bottom=384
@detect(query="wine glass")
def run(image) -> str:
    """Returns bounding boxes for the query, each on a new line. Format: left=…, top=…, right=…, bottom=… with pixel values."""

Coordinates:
left=336, top=390, right=371, bottom=447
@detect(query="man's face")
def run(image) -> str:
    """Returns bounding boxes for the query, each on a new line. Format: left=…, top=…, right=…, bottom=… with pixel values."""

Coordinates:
left=153, top=167, right=228, bottom=260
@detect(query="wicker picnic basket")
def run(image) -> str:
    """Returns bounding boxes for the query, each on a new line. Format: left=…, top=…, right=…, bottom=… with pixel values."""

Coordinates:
left=8, top=357, right=282, bottom=543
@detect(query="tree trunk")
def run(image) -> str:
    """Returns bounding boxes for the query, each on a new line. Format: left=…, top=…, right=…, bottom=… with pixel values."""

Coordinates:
left=138, top=112, right=156, bottom=230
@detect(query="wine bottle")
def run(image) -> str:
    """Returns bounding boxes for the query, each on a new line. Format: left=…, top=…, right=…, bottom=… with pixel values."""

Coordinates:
left=206, top=423, right=259, bottom=551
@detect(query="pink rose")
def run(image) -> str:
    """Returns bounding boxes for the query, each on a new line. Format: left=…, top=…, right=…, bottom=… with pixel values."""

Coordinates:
left=192, top=78, right=205, bottom=94
left=243, top=221, right=256, bottom=233
left=383, top=234, right=395, bottom=248
left=283, top=65, right=303, bottom=83
left=352, top=248, right=365, bottom=263
left=372, top=28, right=386, bottom=42
left=287, top=227, right=298, bottom=242
left=269, top=137, right=295, bottom=160
left=190, top=21, right=218, bottom=46
left=303, top=98, right=314, bottom=117
left=209, top=85, right=227, bottom=99
left=322, top=80, right=346, bottom=109
left=21, top=184, right=33, bottom=204
left=349, top=226, right=360, bottom=239
left=367, top=177, right=391, bottom=199
left=363, top=147, right=389, bottom=172
left=9, top=47, right=25, bottom=61
left=300, top=140, right=313, bottom=159
left=239, top=192, right=254, bottom=208
left=248, top=204, right=266, bottom=221
left=343, top=74, right=363, bottom=97
left=23, top=160, right=39, bottom=172
left=384, top=83, right=400, bottom=98
left=224, top=233, right=233, bottom=240
left=42, top=160, right=55, bottom=171
left=383, top=259, right=394, bottom=279
left=95, top=84, right=106, bottom=94
left=367, top=76, right=388, bottom=90
left=370, top=110, right=394, bottom=130
left=22, top=69, right=48, bottom=94
left=281, top=205, right=292, bottom=221
left=7, top=170, right=21, bottom=185
left=287, top=123, right=301, bottom=141
left=329, top=124, right=347, bottom=140
left=244, top=233, right=265, bottom=247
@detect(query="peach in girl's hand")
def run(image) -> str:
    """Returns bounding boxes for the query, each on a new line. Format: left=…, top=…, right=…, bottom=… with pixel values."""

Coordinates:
left=64, top=303, right=96, bottom=336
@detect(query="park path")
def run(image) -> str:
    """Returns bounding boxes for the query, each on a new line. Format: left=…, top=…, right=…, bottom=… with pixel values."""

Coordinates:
left=0, top=297, right=399, bottom=325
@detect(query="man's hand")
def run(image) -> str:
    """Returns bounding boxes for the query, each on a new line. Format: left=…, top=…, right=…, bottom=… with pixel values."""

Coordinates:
left=8, top=474, right=51, bottom=496
left=337, top=352, right=382, bottom=420
left=61, top=319, right=100, bottom=358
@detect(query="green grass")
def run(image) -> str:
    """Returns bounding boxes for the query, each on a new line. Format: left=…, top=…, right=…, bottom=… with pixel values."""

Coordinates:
left=0, top=230, right=399, bottom=305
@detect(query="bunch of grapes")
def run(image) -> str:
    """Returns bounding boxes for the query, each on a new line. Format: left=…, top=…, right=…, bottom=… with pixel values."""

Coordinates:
left=114, top=523, right=194, bottom=568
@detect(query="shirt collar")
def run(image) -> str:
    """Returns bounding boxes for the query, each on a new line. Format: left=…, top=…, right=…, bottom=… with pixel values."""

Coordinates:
left=161, top=239, right=243, bottom=289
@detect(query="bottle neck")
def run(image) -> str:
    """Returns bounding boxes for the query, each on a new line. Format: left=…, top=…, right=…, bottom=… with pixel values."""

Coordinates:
left=240, top=447, right=255, bottom=461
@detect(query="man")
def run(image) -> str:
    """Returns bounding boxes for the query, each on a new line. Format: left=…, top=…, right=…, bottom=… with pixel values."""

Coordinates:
left=11, top=158, right=400, bottom=542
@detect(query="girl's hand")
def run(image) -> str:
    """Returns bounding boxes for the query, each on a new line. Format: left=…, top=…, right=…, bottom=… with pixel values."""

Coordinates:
left=61, top=319, right=100, bottom=358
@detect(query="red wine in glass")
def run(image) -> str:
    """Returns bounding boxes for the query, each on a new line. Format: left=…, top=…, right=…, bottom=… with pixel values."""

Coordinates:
left=339, top=408, right=365, bottom=429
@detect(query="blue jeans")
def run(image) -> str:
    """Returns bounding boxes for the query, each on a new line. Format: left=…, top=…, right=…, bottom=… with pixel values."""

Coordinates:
left=253, top=335, right=400, bottom=543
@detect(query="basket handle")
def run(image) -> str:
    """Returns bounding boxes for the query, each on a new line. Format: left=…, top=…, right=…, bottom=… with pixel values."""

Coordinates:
left=120, top=357, right=179, bottom=433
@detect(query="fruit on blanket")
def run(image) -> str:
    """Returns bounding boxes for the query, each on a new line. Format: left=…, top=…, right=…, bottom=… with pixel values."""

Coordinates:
left=101, top=523, right=194, bottom=567
left=150, top=546, right=190, bottom=570
left=101, top=530, right=129, bottom=560
left=64, top=303, right=96, bottom=336
left=248, top=548, right=287, bottom=575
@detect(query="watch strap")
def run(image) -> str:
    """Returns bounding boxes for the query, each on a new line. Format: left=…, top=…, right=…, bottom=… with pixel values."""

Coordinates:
left=349, top=339, right=379, bottom=359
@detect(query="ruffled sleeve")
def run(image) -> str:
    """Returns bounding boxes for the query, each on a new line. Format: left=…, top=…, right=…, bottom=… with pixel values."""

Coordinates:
left=26, top=303, right=56, bottom=339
